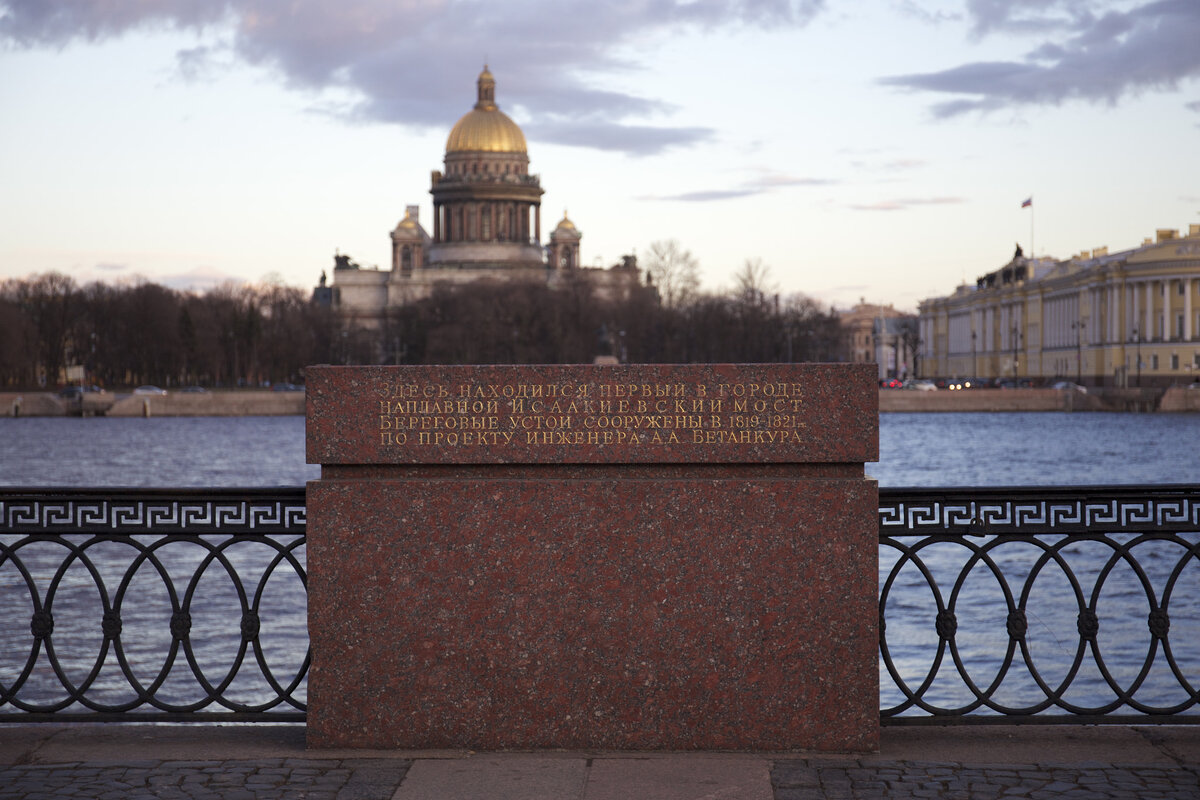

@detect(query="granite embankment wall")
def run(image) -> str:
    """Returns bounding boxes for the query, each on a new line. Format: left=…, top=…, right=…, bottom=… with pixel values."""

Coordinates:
left=4, top=387, right=1195, bottom=416
left=1160, top=386, right=1200, bottom=412
left=879, top=387, right=1186, bottom=412
left=880, top=389, right=1075, bottom=412
left=2, top=391, right=305, bottom=417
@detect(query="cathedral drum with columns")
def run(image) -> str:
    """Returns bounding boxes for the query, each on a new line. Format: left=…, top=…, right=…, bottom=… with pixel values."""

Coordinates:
left=321, top=67, right=634, bottom=328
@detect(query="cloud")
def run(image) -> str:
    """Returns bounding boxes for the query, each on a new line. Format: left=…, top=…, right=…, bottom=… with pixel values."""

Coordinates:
left=850, top=197, right=966, bottom=211
left=653, top=189, right=762, bottom=202
left=963, top=0, right=1103, bottom=38
left=642, top=171, right=832, bottom=202
left=158, top=266, right=246, bottom=292
left=880, top=1, right=1200, bottom=117
left=0, top=0, right=827, bottom=156
left=524, top=120, right=715, bottom=155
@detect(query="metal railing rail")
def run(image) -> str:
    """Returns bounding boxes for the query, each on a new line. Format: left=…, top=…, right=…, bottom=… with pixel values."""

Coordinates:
left=3, top=485, right=1198, bottom=723
left=878, top=485, right=1200, bottom=724
left=0, top=488, right=307, bottom=722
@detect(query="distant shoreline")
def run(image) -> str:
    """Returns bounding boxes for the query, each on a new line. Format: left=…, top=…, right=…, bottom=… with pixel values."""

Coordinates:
left=879, top=386, right=1197, bottom=413
left=1, top=390, right=305, bottom=418
left=3, top=386, right=1197, bottom=417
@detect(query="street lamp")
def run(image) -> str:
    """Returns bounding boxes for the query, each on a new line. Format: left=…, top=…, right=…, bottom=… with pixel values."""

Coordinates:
left=1131, top=327, right=1142, bottom=388
left=1072, top=320, right=1086, bottom=385
left=971, top=330, right=977, bottom=380
left=871, top=330, right=879, bottom=382
left=1011, top=325, right=1021, bottom=382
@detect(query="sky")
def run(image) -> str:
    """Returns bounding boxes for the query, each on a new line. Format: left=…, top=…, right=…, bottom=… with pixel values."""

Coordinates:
left=1, top=0, right=1198, bottom=312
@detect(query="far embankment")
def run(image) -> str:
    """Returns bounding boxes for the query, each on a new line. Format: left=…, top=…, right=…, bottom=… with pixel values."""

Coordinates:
left=5, top=386, right=1198, bottom=417
left=881, top=386, right=1198, bottom=413
left=2, top=390, right=305, bottom=417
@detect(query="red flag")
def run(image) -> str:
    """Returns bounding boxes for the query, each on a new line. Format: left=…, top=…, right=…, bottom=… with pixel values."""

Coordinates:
left=1021, top=197, right=1032, bottom=208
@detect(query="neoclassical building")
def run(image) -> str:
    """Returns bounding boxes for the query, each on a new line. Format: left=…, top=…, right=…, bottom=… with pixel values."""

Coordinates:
left=320, top=67, right=637, bottom=327
left=918, top=224, right=1200, bottom=387
left=838, top=300, right=916, bottom=381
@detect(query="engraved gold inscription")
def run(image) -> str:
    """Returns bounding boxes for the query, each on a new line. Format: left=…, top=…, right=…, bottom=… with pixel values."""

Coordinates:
left=376, top=380, right=806, bottom=448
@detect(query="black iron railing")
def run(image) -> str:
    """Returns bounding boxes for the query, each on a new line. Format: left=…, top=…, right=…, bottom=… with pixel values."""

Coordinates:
left=0, top=489, right=307, bottom=722
left=2, top=485, right=1198, bottom=723
left=879, top=485, right=1200, bottom=724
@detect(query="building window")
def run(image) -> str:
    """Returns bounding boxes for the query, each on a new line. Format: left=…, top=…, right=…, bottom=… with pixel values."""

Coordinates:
left=401, top=246, right=412, bottom=270
left=1152, top=354, right=1160, bottom=370
left=481, top=205, right=491, bottom=240
left=1178, top=314, right=1185, bottom=340
left=1171, top=353, right=1179, bottom=370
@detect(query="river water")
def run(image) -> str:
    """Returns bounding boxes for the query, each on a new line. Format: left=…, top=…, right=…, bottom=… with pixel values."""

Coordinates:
left=3, top=412, right=1200, bottom=487
left=2, top=412, right=1198, bottom=718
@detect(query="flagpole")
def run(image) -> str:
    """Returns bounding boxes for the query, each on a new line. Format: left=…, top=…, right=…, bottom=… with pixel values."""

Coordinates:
left=1021, top=197, right=1034, bottom=257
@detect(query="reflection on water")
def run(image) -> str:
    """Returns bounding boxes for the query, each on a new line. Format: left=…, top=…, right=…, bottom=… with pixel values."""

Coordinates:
left=2, top=412, right=1199, bottom=488
left=0, top=416, right=318, bottom=488
left=869, top=411, right=1200, bottom=487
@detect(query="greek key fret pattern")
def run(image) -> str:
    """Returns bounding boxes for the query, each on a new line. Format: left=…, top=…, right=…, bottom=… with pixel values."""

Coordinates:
left=878, top=486, right=1200, bottom=535
left=879, top=485, right=1200, bottom=722
left=0, top=490, right=307, bottom=535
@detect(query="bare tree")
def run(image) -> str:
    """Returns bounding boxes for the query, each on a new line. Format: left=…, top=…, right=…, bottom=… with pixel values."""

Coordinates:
left=644, top=240, right=700, bottom=309
left=732, top=258, right=776, bottom=305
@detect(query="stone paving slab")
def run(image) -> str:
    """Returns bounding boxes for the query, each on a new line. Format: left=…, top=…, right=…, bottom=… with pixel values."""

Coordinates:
left=2, top=724, right=1199, bottom=800
left=585, top=756, right=773, bottom=800
left=0, top=759, right=410, bottom=800
left=391, top=756, right=586, bottom=800
left=772, top=760, right=1200, bottom=799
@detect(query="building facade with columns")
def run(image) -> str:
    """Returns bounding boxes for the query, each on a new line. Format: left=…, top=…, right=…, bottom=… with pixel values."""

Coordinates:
left=918, top=224, right=1200, bottom=387
left=322, top=67, right=639, bottom=328
left=837, top=301, right=917, bottom=382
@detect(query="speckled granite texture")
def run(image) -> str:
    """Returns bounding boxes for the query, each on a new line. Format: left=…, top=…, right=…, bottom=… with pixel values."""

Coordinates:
left=306, top=364, right=879, bottom=752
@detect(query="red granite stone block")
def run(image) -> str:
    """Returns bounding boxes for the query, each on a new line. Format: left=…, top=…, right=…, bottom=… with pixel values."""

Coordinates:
left=306, top=474, right=878, bottom=751
left=306, top=364, right=879, bottom=752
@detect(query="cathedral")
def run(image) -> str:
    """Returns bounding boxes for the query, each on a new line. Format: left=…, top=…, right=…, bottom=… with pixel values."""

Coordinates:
left=316, top=67, right=641, bottom=327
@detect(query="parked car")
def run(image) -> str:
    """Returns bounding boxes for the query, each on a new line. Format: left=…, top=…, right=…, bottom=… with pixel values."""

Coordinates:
left=902, top=380, right=938, bottom=391
left=133, top=385, right=168, bottom=396
left=1051, top=381, right=1087, bottom=394
left=58, top=385, right=105, bottom=399
left=180, top=385, right=208, bottom=393
left=880, top=378, right=903, bottom=389
left=271, top=382, right=304, bottom=392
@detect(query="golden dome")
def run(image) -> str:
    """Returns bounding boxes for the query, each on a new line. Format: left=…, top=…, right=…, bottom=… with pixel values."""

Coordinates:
left=555, top=211, right=576, bottom=231
left=445, top=66, right=528, bottom=154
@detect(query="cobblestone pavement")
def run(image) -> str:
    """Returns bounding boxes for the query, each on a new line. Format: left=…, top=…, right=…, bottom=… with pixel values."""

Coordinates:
left=0, top=758, right=411, bottom=800
left=5, top=758, right=1199, bottom=799
left=772, top=760, right=1200, bottom=800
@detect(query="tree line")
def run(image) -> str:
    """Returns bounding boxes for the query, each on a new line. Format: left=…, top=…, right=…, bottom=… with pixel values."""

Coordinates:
left=1, top=242, right=843, bottom=389
left=0, top=273, right=336, bottom=390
